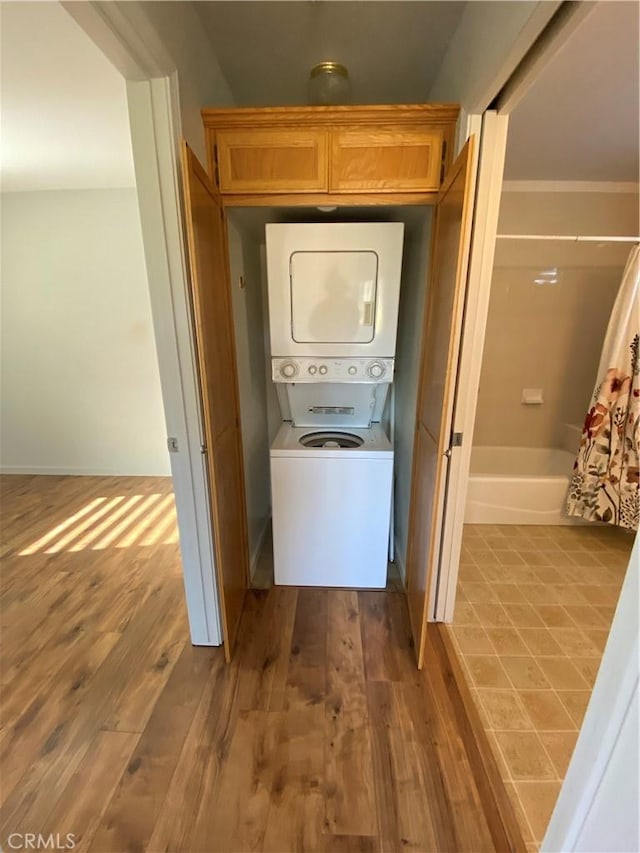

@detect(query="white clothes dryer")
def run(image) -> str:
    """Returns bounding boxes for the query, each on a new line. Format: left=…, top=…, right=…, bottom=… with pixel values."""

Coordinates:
left=270, top=423, right=393, bottom=588
left=266, top=222, right=404, bottom=360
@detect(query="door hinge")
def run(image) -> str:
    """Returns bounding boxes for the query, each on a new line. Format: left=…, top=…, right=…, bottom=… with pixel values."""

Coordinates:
left=200, top=443, right=208, bottom=455
left=444, top=432, right=463, bottom=459
left=440, top=139, right=448, bottom=184
left=212, top=144, right=220, bottom=188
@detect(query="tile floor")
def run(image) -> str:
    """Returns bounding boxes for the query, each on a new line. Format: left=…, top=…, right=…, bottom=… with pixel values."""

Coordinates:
left=449, top=522, right=635, bottom=850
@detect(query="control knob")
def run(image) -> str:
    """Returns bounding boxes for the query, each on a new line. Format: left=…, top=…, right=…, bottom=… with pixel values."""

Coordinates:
left=308, top=365, right=317, bottom=375
left=318, top=365, right=328, bottom=376
left=367, top=360, right=386, bottom=379
left=280, top=360, right=298, bottom=379
left=348, top=365, right=358, bottom=376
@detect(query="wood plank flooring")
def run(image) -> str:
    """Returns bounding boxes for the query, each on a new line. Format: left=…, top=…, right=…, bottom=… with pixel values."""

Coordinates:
left=1, top=475, right=498, bottom=852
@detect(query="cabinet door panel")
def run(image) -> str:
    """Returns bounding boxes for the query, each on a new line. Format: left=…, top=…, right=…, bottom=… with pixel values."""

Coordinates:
left=217, top=129, right=328, bottom=193
left=331, top=129, right=444, bottom=192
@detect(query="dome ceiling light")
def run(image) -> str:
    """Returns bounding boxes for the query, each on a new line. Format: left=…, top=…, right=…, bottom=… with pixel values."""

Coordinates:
left=308, top=62, right=351, bottom=105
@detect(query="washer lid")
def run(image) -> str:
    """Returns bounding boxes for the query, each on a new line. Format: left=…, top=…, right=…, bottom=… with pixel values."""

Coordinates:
left=270, top=422, right=393, bottom=459
left=299, top=431, right=365, bottom=449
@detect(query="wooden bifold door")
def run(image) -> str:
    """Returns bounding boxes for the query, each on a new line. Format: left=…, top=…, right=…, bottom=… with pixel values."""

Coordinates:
left=406, top=137, right=476, bottom=669
left=180, top=142, right=249, bottom=661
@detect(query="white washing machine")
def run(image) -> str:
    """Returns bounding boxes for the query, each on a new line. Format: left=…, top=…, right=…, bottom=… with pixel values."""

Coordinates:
left=270, top=423, right=393, bottom=588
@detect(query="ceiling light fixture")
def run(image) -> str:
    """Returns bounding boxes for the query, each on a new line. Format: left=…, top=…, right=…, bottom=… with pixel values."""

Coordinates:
left=308, top=62, right=351, bottom=105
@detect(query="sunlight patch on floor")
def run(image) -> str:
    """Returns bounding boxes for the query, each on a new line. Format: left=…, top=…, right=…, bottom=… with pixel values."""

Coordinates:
left=18, top=494, right=178, bottom=554
left=18, top=497, right=108, bottom=555
left=89, top=494, right=161, bottom=550
left=113, top=494, right=175, bottom=548
left=67, top=495, right=146, bottom=552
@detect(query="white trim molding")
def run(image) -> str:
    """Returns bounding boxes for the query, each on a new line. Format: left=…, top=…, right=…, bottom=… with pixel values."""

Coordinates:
left=436, top=111, right=509, bottom=622
left=502, top=180, right=640, bottom=194
left=496, top=1, right=596, bottom=116
left=428, top=1, right=562, bottom=113
left=62, top=1, right=176, bottom=80
left=0, top=466, right=169, bottom=477
left=126, top=76, right=221, bottom=645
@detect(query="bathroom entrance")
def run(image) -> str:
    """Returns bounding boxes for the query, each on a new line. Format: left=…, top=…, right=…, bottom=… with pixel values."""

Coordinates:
left=448, top=2, right=639, bottom=846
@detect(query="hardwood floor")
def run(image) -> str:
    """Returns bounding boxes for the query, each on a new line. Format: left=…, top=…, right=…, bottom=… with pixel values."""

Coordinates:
left=1, top=475, right=499, bottom=852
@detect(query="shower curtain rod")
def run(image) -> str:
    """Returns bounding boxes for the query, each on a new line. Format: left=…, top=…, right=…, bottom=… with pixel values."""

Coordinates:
left=496, top=234, right=640, bottom=243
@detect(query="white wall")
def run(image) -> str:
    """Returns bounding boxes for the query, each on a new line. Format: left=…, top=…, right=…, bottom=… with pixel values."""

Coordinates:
left=64, top=2, right=234, bottom=165
left=135, top=2, right=233, bottom=163
left=393, top=211, right=433, bottom=579
left=227, top=221, right=271, bottom=575
left=428, top=1, right=561, bottom=111
left=0, top=1, right=136, bottom=193
left=0, top=188, right=169, bottom=476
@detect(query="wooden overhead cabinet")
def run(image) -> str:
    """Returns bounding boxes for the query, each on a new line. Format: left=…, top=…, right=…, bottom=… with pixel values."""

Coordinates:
left=216, top=129, right=328, bottom=193
left=330, top=128, right=445, bottom=192
left=202, top=105, right=458, bottom=202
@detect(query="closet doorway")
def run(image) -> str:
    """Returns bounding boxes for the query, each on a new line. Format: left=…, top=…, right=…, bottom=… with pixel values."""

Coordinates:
left=180, top=117, right=477, bottom=660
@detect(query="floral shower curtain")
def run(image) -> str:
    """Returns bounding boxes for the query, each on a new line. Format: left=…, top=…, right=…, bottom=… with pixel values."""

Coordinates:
left=567, top=245, right=639, bottom=530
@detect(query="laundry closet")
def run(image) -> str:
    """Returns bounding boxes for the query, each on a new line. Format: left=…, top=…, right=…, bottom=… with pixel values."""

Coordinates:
left=228, top=209, right=430, bottom=584
left=180, top=104, right=474, bottom=663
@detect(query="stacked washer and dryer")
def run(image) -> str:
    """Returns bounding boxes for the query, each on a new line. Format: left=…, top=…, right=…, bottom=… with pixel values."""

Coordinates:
left=266, top=222, right=404, bottom=588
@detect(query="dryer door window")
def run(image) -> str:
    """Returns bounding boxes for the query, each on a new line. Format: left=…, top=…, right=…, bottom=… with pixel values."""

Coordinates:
left=290, top=250, right=378, bottom=344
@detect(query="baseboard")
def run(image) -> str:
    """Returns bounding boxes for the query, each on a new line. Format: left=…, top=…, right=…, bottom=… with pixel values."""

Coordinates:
left=393, top=543, right=407, bottom=587
left=429, top=624, right=528, bottom=853
left=249, top=515, right=271, bottom=582
left=0, top=465, right=171, bottom=477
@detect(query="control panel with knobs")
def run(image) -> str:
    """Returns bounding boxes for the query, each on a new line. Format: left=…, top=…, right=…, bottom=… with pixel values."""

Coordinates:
left=367, top=360, right=386, bottom=379
left=280, top=360, right=298, bottom=379
left=272, top=357, right=394, bottom=382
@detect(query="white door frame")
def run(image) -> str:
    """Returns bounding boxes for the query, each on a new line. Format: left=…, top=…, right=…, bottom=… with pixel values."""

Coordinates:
left=127, top=77, right=221, bottom=645
left=432, top=110, right=509, bottom=621
left=63, top=2, right=221, bottom=645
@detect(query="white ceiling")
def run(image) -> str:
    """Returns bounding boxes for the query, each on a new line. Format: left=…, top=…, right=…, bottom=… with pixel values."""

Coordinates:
left=196, top=1, right=467, bottom=105
left=0, top=1, right=135, bottom=192
left=504, top=1, right=640, bottom=182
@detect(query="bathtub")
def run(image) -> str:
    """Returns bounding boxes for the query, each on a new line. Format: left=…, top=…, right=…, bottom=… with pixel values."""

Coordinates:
left=464, top=446, right=578, bottom=525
